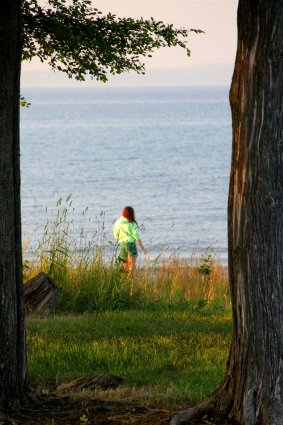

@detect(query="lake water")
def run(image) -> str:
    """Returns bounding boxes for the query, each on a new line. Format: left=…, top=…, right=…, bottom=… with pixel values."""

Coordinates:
left=21, top=86, right=232, bottom=263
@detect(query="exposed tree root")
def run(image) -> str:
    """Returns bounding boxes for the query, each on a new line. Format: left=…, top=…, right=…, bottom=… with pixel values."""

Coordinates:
left=170, top=399, right=217, bottom=424
left=24, top=385, right=44, bottom=407
left=0, top=411, right=9, bottom=424
left=1, top=395, right=235, bottom=425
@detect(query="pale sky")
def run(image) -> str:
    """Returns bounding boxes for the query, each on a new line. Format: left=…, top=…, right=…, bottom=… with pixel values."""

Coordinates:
left=23, top=0, right=238, bottom=72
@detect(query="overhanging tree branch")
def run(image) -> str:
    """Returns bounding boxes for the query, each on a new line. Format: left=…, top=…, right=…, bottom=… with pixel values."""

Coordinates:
left=22, top=0, right=203, bottom=81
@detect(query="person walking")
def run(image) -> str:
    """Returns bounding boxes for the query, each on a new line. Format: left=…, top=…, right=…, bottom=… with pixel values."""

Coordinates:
left=113, top=206, right=147, bottom=272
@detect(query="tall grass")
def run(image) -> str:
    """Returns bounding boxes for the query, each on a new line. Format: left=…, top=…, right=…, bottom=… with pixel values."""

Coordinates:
left=23, top=196, right=230, bottom=313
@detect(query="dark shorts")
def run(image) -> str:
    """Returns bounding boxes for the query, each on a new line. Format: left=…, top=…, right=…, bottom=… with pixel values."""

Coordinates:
left=119, top=242, right=138, bottom=260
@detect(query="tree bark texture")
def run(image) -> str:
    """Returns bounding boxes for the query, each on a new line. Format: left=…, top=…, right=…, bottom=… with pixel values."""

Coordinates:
left=0, top=0, right=27, bottom=409
left=216, top=1, right=283, bottom=424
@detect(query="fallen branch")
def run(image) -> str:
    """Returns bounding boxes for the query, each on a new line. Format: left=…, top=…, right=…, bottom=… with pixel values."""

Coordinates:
left=56, top=373, right=123, bottom=393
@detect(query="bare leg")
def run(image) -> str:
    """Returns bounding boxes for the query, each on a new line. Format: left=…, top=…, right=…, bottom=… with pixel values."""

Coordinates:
left=123, top=261, right=129, bottom=272
left=127, top=256, right=137, bottom=272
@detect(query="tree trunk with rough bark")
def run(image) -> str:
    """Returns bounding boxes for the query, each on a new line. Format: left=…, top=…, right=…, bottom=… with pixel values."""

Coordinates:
left=0, top=0, right=28, bottom=409
left=215, top=1, right=283, bottom=424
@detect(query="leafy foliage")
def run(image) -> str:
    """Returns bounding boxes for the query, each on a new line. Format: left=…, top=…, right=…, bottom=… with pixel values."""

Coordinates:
left=20, top=95, right=31, bottom=107
left=22, top=0, right=203, bottom=81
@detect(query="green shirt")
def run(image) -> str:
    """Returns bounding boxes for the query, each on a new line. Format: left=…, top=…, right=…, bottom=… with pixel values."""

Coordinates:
left=113, top=216, right=141, bottom=244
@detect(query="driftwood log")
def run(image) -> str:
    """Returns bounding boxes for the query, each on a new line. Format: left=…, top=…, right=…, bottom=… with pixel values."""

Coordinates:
left=23, top=272, right=61, bottom=314
left=56, top=373, right=123, bottom=393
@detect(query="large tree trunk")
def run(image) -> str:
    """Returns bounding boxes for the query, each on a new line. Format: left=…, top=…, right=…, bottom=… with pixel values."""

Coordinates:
left=0, top=0, right=28, bottom=409
left=215, top=1, right=283, bottom=424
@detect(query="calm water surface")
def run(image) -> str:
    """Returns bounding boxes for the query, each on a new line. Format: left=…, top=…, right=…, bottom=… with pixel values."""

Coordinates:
left=21, top=86, right=232, bottom=262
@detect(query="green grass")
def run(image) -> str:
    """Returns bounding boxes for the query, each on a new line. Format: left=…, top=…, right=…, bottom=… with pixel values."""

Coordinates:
left=23, top=196, right=230, bottom=314
left=24, top=197, right=232, bottom=405
left=24, top=249, right=230, bottom=314
left=27, top=308, right=232, bottom=404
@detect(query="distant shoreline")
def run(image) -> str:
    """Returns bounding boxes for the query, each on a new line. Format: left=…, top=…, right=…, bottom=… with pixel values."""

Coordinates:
left=21, top=63, right=234, bottom=89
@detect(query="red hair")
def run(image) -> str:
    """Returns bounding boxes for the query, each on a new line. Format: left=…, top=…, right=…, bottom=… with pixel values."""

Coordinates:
left=122, top=206, right=137, bottom=223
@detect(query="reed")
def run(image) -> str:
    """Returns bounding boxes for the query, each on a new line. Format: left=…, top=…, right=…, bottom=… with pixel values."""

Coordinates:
left=23, top=196, right=230, bottom=313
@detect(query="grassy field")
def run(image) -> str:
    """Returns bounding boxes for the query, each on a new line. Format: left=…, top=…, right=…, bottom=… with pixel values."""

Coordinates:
left=24, top=197, right=232, bottom=406
left=24, top=236, right=229, bottom=314
left=27, top=308, right=232, bottom=405
left=23, top=196, right=230, bottom=313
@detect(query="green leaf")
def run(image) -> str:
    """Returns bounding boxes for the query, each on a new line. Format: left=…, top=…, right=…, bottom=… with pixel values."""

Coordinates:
left=22, top=0, right=203, bottom=81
